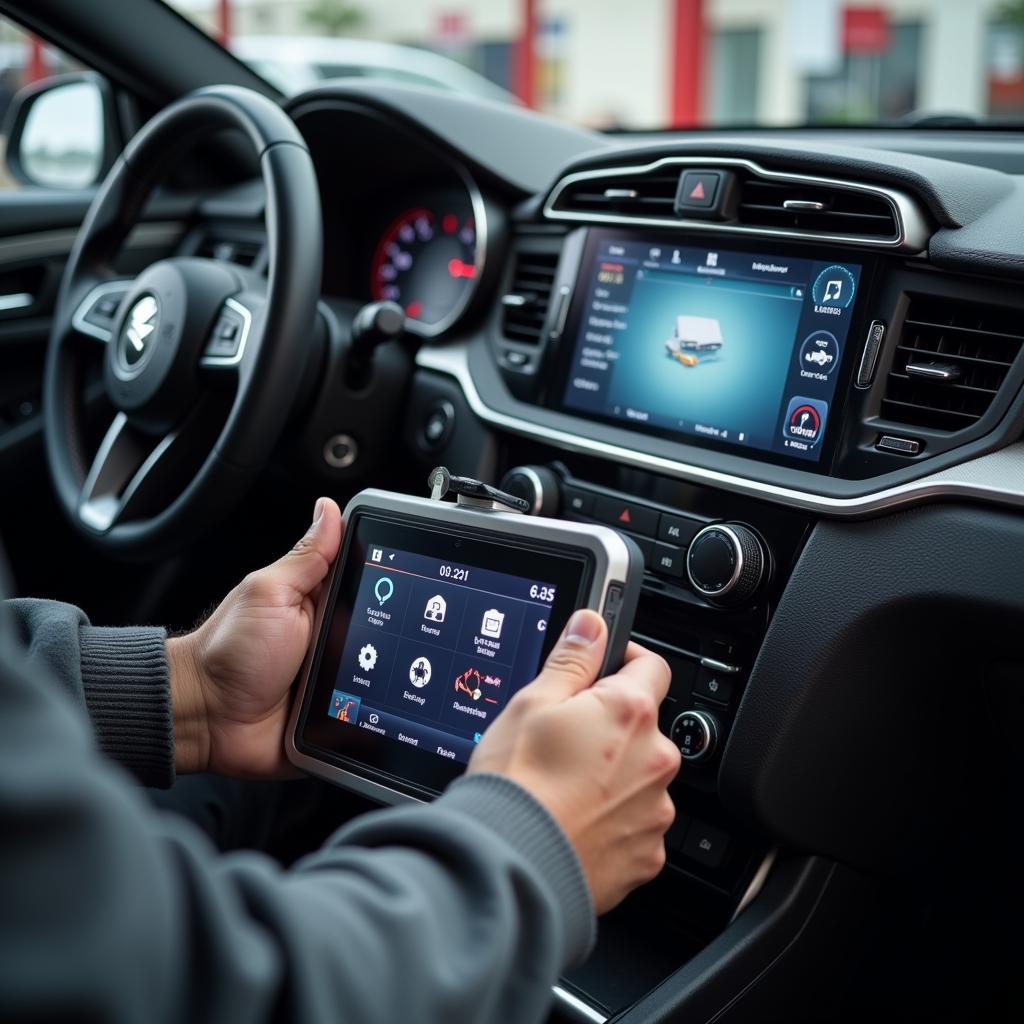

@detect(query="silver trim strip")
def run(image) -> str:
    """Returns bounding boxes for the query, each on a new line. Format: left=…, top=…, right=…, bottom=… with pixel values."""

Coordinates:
left=0, top=291, right=33, bottom=311
left=699, top=656, right=741, bottom=675
left=730, top=849, right=777, bottom=923
left=415, top=341, right=1024, bottom=519
left=542, top=156, right=930, bottom=252
left=199, top=297, right=253, bottom=368
left=71, top=280, right=131, bottom=341
left=551, top=985, right=608, bottom=1024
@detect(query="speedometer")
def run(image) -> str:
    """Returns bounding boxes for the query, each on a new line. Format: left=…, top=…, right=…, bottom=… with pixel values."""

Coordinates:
left=370, top=201, right=478, bottom=333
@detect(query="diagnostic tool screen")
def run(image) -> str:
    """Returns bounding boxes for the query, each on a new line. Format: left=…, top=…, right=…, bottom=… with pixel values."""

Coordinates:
left=560, top=234, right=863, bottom=462
left=325, top=543, right=559, bottom=765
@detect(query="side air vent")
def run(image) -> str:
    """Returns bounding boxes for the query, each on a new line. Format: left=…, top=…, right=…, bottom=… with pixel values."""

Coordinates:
left=195, top=233, right=264, bottom=268
left=550, top=170, right=681, bottom=217
left=501, top=242, right=561, bottom=346
left=881, top=296, right=1024, bottom=431
left=736, top=180, right=899, bottom=240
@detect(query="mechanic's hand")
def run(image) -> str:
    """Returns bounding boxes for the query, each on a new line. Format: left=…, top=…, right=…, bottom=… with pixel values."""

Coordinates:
left=168, top=498, right=343, bottom=777
left=467, top=610, right=680, bottom=914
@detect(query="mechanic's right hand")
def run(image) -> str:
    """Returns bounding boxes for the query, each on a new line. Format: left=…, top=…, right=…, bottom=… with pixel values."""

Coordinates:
left=467, top=610, right=680, bottom=914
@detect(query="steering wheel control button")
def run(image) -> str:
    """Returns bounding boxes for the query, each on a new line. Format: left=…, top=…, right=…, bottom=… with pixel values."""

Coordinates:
left=323, top=433, right=359, bottom=470
left=420, top=400, right=455, bottom=451
left=648, top=542, right=684, bottom=579
left=682, top=819, right=730, bottom=869
left=694, top=667, right=735, bottom=705
left=594, top=496, right=659, bottom=537
left=73, top=282, right=131, bottom=341
left=204, top=309, right=246, bottom=360
left=671, top=709, right=719, bottom=762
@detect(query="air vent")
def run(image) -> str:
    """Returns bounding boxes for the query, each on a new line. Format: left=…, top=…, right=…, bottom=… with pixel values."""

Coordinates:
left=736, top=180, right=898, bottom=239
left=544, top=158, right=923, bottom=249
left=550, top=169, right=681, bottom=218
left=881, top=296, right=1024, bottom=431
left=501, top=243, right=560, bottom=346
left=195, top=233, right=264, bottom=268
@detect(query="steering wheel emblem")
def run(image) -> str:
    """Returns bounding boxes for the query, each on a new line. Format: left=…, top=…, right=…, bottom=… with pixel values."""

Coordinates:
left=120, top=294, right=159, bottom=371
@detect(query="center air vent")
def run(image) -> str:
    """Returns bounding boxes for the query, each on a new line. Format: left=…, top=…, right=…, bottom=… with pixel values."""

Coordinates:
left=881, top=296, right=1024, bottom=432
left=501, top=236, right=562, bottom=346
left=736, top=180, right=898, bottom=239
left=550, top=170, right=681, bottom=218
left=544, top=157, right=923, bottom=249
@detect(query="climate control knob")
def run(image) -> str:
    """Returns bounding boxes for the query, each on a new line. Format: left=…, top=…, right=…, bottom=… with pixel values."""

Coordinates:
left=499, top=465, right=560, bottom=516
left=686, top=523, right=766, bottom=605
left=670, top=709, right=719, bottom=762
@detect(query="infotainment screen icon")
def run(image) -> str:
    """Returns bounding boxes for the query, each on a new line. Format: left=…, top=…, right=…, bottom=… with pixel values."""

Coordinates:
left=558, top=231, right=863, bottom=464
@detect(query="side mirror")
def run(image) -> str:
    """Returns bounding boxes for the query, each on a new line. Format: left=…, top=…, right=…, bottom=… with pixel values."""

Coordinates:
left=3, top=72, right=118, bottom=189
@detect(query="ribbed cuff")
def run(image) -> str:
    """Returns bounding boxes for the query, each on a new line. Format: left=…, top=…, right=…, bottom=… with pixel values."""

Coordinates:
left=79, top=625, right=175, bottom=789
left=438, top=773, right=596, bottom=967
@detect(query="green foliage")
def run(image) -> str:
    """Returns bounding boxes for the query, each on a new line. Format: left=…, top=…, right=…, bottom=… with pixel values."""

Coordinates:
left=998, top=0, right=1024, bottom=29
left=304, top=0, right=364, bottom=37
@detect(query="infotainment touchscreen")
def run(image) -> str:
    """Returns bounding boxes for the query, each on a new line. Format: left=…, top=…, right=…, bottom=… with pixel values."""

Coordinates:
left=559, top=233, right=864, bottom=463
left=289, top=492, right=642, bottom=802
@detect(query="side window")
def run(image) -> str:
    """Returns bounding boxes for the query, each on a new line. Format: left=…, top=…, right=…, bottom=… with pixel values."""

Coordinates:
left=0, top=20, right=105, bottom=191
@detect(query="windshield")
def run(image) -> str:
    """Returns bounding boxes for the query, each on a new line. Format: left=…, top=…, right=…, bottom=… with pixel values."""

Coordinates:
left=165, top=1, right=1024, bottom=130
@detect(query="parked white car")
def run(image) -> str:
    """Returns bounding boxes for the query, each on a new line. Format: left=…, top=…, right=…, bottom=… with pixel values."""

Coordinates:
left=230, top=36, right=516, bottom=103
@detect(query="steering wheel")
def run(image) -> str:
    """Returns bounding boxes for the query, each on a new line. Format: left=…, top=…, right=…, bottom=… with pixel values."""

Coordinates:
left=44, top=86, right=322, bottom=558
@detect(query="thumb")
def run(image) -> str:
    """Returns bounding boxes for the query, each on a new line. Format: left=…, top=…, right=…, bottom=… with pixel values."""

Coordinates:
left=528, top=609, right=608, bottom=703
left=268, top=497, right=343, bottom=598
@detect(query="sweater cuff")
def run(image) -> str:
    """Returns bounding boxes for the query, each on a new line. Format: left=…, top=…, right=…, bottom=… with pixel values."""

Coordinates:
left=79, top=625, right=175, bottom=789
left=438, top=772, right=596, bottom=967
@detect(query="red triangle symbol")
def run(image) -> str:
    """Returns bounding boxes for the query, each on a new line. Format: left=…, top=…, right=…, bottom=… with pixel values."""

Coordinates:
left=618, top=508, right=632, bottom=524
left=689, top=180, right=706, bottom=200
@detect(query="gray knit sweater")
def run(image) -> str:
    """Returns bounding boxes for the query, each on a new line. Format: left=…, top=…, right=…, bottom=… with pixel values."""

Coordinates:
left=0, top=595, right=594, bottom=1023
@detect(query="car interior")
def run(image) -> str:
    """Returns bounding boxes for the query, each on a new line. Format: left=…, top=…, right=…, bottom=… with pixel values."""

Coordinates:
left=2, top=0, right=1023, bottom=1020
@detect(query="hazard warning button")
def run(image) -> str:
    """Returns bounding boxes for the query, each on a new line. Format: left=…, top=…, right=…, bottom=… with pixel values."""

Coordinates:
left=675, top=169, right=735, bottom=218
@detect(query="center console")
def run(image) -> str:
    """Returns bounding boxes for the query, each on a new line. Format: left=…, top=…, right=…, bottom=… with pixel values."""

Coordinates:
left=401, top=150, right=1024, bottom=1022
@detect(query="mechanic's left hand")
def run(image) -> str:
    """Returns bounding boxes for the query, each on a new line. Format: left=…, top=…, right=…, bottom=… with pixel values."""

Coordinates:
left=168, top=497, right=343, bottom=777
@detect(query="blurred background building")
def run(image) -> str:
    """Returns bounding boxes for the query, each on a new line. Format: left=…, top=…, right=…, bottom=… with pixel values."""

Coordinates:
left=8, top=0, right=1024, bottom=130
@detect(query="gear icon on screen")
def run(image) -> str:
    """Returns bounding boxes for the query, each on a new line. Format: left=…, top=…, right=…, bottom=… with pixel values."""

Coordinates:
left=358, top=644, right=378, bottom=672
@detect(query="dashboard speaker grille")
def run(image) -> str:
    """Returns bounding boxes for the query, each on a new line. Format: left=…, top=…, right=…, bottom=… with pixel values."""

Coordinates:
left=501, top=244, right=560, bottom=346
left=881, top=296, right=1024, bottom=431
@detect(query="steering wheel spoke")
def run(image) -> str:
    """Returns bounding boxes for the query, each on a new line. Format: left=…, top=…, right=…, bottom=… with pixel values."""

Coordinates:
left=78, top=406, right=221, bottom=534
left=71, top=280, right=133, bottom=342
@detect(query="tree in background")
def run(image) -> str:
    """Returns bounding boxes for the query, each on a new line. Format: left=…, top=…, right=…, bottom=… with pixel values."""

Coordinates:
left=304, top=0, right=364, bottom=37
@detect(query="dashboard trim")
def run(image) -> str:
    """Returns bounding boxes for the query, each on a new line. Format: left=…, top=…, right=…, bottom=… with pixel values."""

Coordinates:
left=552, top=985, right=608, bottom=1024
left=542, top=156, right=931, bottom=253
left=416, top=341, right=1024, bottom=518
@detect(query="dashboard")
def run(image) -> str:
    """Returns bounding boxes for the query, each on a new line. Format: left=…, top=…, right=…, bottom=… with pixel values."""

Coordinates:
left=194, top=81, right=1024, bottom=1023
